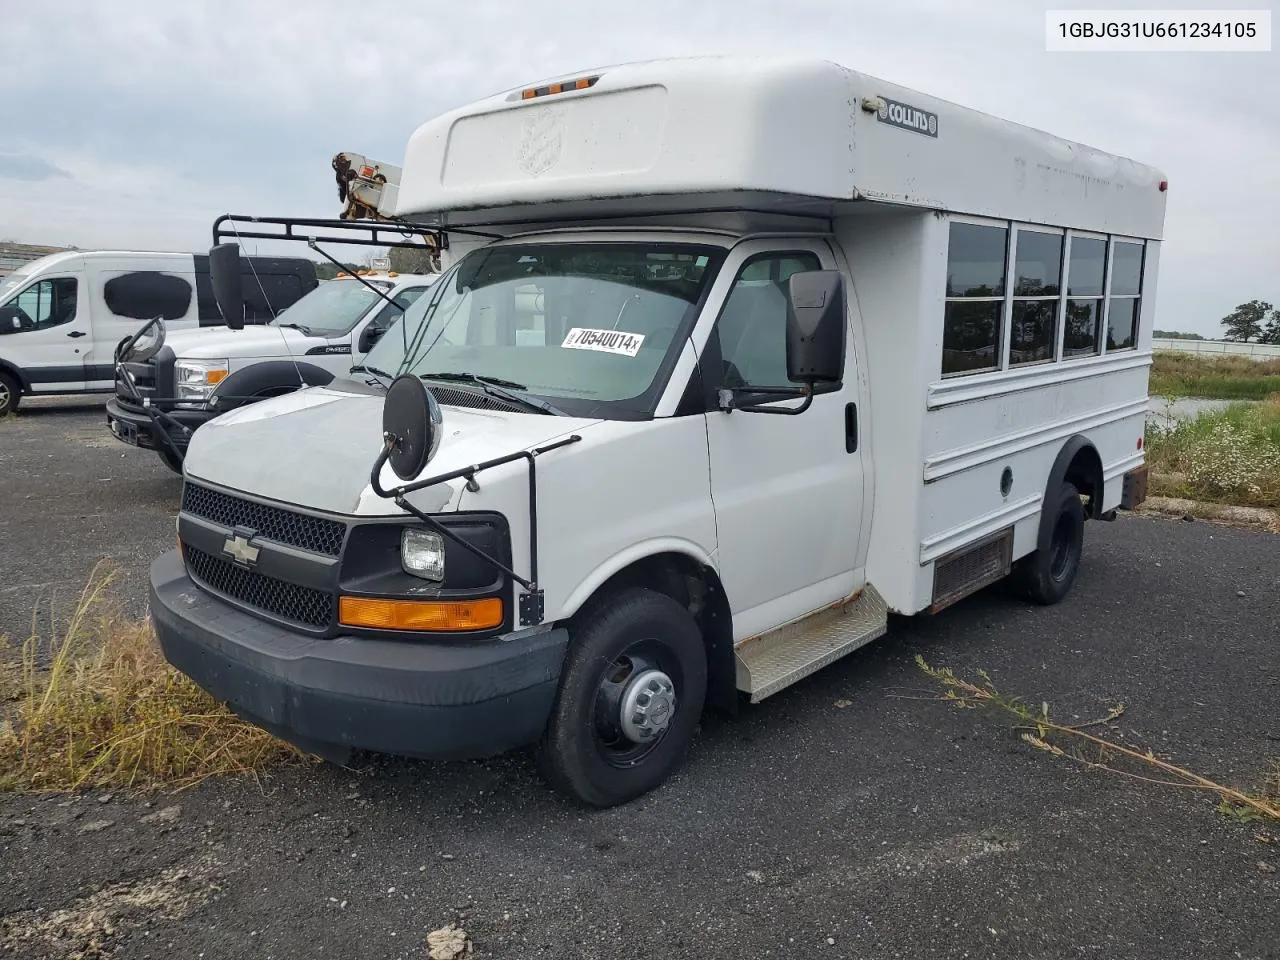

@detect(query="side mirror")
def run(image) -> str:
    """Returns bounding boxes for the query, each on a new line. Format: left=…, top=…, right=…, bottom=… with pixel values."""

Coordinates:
left=785, top=270, right=846, bottom=385
left=359, top=320, right=392, bottom=353
left=209, top=243, right=245, bottom=331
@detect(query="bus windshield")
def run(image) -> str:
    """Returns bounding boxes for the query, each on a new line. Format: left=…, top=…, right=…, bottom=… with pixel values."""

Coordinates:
left=361, top=241, right=725, bottom=419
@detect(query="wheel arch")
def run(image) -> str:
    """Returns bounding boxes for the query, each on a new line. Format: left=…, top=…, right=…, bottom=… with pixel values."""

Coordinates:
left=560, top=544, right=738, bottom=716
left=1039, top=435, right=1105, bottom=551
left=0, top=358, right=30, bottom=393
left=211, top=360, right=335, bottom=410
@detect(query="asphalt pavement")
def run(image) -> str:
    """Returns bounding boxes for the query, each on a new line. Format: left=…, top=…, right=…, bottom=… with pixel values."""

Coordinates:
left=1, top=398, right=1278, bottom=960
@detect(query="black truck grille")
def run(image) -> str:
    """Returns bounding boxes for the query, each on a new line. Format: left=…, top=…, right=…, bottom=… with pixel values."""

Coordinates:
left=184, top=545, right=334, bottom=629
left=182, top=483, right=347, bottom=556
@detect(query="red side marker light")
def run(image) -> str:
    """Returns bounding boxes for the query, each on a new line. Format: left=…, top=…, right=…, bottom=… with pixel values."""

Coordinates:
left=1158, top=180, right=1167, bottom=192
left=1137, top=436, right=1143, bottom=450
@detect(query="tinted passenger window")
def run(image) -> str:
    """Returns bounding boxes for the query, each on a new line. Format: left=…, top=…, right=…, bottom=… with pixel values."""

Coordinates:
left=943, top=222, right=1007, bottom=375
left=718, top=251, right=822, bottom=389
left=1009, top=229, right=1064, bottom=366
left=0, top=278, right=79, bottom=334
left=1106, top=240, right=1144, bottom=351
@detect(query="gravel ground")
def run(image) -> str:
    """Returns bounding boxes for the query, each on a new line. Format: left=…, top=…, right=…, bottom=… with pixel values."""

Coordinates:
left=2, top=398, right=1278, bottom=960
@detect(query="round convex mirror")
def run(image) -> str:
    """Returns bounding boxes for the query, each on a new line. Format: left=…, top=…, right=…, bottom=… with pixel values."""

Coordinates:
left=382, top=375, right=443, bottom=480
left=119, top=317, right=167, bottom=364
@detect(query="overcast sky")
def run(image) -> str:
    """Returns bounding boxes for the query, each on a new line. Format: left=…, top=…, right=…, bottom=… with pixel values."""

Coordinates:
left=1, top=0, right=1275, bottom=337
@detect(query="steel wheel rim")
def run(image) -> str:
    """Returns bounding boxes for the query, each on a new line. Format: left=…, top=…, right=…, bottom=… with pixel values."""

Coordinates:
left=591, top=640, right=680, bottom=769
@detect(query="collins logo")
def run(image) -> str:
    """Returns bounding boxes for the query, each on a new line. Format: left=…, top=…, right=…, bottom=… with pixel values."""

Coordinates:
left=876, top=96, right=938, bottom=138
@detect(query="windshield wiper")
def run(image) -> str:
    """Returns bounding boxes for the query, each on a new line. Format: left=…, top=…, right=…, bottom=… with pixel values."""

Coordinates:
left=349, top=363, right=394, bottom=386
left=418, top=371, right=565, bottom=416
left=277, top=322, right=313, bottom=336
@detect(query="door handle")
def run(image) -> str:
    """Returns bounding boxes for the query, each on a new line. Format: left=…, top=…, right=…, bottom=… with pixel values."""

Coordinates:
left=844, top=402, right=858, bottom=453
left=67, top=330, right=86, bottom=338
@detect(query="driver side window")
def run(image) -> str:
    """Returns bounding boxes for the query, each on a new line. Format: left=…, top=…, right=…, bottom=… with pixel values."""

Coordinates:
left=0, top=278, right=79, bottom=334
left=716, top=252, right=821, bottom=388
left=369, top=286, right=429, bottom=333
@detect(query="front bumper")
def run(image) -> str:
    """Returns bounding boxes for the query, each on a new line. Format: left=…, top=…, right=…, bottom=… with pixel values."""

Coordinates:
left=105, top=396, right=212, bottom=454
left=149, top=550, right=569, bottom=761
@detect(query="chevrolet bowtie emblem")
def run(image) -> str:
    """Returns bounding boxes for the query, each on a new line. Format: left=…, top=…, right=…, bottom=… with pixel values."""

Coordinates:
left=222, top=534, right=260, bottom=566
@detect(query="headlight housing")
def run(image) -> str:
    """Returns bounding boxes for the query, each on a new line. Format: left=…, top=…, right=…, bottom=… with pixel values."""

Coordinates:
left=401, top=529, right=445, bottom=581
left=175, top=359, right=230, bottom=400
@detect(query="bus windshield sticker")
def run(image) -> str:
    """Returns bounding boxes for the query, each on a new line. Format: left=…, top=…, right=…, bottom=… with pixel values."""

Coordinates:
left=561, top=327, right=645, bottom=357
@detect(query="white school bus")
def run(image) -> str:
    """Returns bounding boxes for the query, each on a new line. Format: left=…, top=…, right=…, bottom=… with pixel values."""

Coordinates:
left=148, top=57, right=1163, bottom=807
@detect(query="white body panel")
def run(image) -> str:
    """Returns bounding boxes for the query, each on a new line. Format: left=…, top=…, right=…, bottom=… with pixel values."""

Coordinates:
left=0, top=250, right=316, bottom=399
left=180, top=55, right=1166, bottom=686
left=397, top=57, right=1166, bottom=242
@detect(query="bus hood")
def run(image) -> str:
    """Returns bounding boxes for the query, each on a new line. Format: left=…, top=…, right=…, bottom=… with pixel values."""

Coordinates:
left=183, top=383, right=601, bottom=516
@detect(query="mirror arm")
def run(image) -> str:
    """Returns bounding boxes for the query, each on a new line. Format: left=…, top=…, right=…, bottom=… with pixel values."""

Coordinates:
left=370, top=433, right=583, bottom=625
left=306, top=239, right=402, bottom=311
left=718, top=383, right=814, bottom=416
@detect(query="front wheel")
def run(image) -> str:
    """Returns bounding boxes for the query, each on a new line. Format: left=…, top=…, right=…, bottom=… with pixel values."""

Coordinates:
left=537, top=587, right=707, bottom=808
left=1010, top=481, right=1085, bottom=605
left=0, top=371, right=19, bottom=417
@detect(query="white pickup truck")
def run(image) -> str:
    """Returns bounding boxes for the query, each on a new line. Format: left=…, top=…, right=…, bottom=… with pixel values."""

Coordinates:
left=106, top=264, right=438, bottom=472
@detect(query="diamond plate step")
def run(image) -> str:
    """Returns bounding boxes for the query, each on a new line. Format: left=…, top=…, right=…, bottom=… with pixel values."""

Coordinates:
left=734, top=584, right=889, bottom=703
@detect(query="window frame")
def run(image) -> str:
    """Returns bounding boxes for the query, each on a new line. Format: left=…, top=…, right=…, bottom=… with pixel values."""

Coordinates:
left=1102, top=237, right=1146, bottom=354
left=1005, top=222, right=1066, bottom=370
left=940, top=216, right=1149, bottom=379
left=942, top=216, right=1010, bottom=378
left=711, top=247, right=834, bottom=395
left=0, top=276, right=81, bottom=333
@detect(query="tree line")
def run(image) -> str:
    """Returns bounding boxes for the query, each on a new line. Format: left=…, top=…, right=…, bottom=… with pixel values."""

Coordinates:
left=1220, top=300, right=1280, bottom=343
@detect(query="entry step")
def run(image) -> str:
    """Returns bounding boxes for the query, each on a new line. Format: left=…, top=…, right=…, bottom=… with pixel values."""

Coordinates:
left=734, top=584, right=889, bottom=703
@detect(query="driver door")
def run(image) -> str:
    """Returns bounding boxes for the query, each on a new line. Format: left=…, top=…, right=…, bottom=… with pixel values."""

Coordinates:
left=701, top=239, right=866, bottom=641
left=0, top=275, right=87, bottom=392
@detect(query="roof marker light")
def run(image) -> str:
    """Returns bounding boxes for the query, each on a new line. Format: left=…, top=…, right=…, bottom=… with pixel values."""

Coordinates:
left=521, top=75, right=599, bottom=100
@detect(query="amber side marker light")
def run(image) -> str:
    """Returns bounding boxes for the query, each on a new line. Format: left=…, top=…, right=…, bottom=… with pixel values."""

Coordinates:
left=521, top=75, right=599, bottom=99
left=339, top=596, right=503, bottom=632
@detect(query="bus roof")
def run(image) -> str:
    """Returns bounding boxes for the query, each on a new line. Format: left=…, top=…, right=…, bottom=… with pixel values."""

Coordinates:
left=396, top=56, right=1168, bottom=240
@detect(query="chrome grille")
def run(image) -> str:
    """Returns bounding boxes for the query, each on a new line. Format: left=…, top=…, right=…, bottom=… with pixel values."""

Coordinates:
left=181, top=483, right=346, bottom=556
left=183, top=545, right=334, bottom=629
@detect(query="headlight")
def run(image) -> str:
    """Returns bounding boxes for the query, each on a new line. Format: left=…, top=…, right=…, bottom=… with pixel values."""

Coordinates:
left=401, top=529, right=445, bottom=581
left=175, top=359, right=230, bottom=400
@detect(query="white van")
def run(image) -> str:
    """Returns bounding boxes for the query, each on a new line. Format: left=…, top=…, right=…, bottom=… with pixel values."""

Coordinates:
left=106, top=266, right=440, bottom=472
left=149, top=57, right=1163, bottom=807
left=0, top=250, right=317, bottom=415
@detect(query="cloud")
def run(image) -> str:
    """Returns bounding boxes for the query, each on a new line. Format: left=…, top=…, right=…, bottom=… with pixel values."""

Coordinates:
left=0, top=0, right=1274, bottom=336
left=0, top=154, right=70, bottom=182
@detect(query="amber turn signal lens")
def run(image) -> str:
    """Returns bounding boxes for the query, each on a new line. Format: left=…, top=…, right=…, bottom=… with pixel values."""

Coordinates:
left=338, top=596, right=503, bottom=632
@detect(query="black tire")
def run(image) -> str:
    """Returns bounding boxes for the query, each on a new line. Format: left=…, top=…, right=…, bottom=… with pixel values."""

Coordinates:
left=0, top=371, right=19, bottom=417
left=156, top=443, right=184, bottom=475
left=1010, top=482, right=1085, bottom=605
left=537, top=587, right=708, bottom=808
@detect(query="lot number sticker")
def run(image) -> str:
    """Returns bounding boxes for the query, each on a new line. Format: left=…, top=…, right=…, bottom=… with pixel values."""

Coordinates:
left=561, top=327, right=646, bottom=357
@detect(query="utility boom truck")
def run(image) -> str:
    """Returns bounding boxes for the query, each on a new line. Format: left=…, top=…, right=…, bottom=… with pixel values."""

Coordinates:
left=149, top=57, right=1162, bottom=807
left=106, top=155, right=451, bottom=472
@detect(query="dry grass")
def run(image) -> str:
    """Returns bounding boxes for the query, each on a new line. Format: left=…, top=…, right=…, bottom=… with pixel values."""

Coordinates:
left=1150, top=352, right=1280, bottom=401
left=1146, top=396, right=1280, bottom=509
left=0, top=562, right=313, bottom=794
left=916, top=656, right=1280, bottom=823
